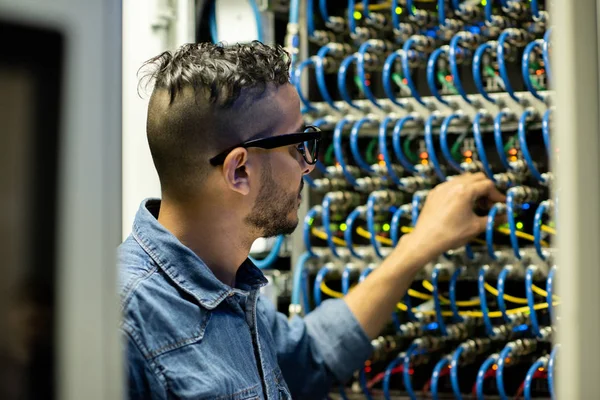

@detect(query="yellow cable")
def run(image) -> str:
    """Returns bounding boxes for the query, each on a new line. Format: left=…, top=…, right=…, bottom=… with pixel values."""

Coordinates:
left=320, top=281, right=558, bottom=318
left=496, top=227, right=550, bottom=247
left=484, top=283, right=529, bottom=304
left=311, top=228, right=347, bottom=246
left=407, top=289, right=433, bottom=300
left=541, top=225, right=556, bottom=235
left=421, top=280, right=481, bottom=307
left=531, top=284, right=560, bottom=300
left=356, top=226, right=394, bottom=245
left=320, top=281, right=344, bottom=298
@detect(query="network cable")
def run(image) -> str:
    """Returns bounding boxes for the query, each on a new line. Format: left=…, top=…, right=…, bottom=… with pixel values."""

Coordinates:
left=522, top=39, right=547, bottom=102
left=249, top=234, right=285, bottom=269
left=357, top=40, right=386, bottom=109
left=476, top=354, right=498, bottom=400
left=497, top=29, right=524, bottom=103
left=473, top=111, right=497, bottom=182
left=473, top=41, right=499, bottom=104
left=392, top=115, right=420, bottom=173
left=518, top=108, right=547, bottom=184
left=493, top=110, right=516, bottom=171
left=523, top=357, right=547, bottom=400
left=402, top=36, right=428, bottom=105
left=337, top=54, right=363, bottom=110
left=496, top=266, right=512, bottom=323
left=344, top=206, right=366, bottom=259
left=430, top=357, right=451, bottom=400
left=379, top=116, right=404, bottom=186
left=525, top=266, right=542, bottom=337
left=424, top=114, right=447, bottom=181
left=333, top=118, right=360, bottom=186
left=450, top=345, right=465, bottom=400
left=448, top=32, right=475, bottom=104
left=350, top=117, right=377, bottom=172
left=293, top=58, right=319, bottom=113
left=440, top=112, right=466, bottom=172
left=427, top=46, right=452, bottom=106
left=314, top=45, right=342, bottom=111
left=382, top=50, right=408, bottom=108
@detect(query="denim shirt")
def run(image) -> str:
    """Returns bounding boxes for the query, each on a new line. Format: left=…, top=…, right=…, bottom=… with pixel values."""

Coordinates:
left=119, top=199, right=373, bottom=399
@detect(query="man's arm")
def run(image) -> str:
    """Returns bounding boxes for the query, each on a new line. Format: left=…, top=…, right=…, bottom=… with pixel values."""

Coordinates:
left=344, top=173, right=505, bottom=338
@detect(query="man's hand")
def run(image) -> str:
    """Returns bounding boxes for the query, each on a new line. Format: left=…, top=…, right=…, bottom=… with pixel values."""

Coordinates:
left=411, top=172, right=506, bottom=257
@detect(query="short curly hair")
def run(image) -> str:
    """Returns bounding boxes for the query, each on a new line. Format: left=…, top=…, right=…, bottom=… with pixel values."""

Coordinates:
left=139, top=41, right=292, bottom=198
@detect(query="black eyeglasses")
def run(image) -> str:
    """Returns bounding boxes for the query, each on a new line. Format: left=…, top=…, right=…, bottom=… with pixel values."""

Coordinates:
left=209, top=125, right=322, bottom=166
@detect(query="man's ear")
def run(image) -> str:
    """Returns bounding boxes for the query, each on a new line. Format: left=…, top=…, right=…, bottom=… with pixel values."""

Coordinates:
left=222, top=148, right=252, bottom=196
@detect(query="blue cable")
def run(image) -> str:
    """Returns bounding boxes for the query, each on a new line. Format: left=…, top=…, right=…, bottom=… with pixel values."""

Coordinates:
left=518, top=109, right=546, bottom=184
left=534, top=201, right=548, bottom=261
left=450, top=346, right=465, bottom=400
left=478, top=267, right=495, bottom=336
left=430, top=357, right=451, bottom=400
left=322, top=194, right=341, bottom=258
left=548, top=345, right=559, bottom=400
left=391, top=0, right=400, bottom=29
left=449, top=34, right=473, bottom=104
left=303, top=206, right=321, bottom=257
left=391, top=205, right=410, bottom=246
left=357, top=41, right=384, bottom=109
left=337, top=55, right=362, bottom=110
left=432, top=267, right=448, bottom=336
left=249, top=0, right=264, bottom=42
left=407, top=0, right=415, bottom=16
left=524, top=359, right=546, bottom=400
left=473, top=112, right=497, bottom=181
left=288, top=0, right=301, bottom=69
left=380, top=116, right=403, bottom=186
left=293, top=59, right=318, bottom=113
left=313, top=266, right=330, bottom=307
left=249, top=235, right=285, bottom=269
left=291, top=252, right=313, bottom=310
left=348, top=0, right=358, bottom=35
left=542, top=108, right=552, bottom=157
left=383, top=357, right=403, bottom=400
left=392, top=115, right=419, bottom=173
left=476, top=354, right=498, bottom=400
left=497, top=30, right=520, bottom=103
left=530, top=0, right=540, bottom=21
left=345, top=206, right=365, bottom=259
left=209, top=0, right=264, bottom=43
left=341, top=265, right=352, bottom=295
left=301, top=266, right=312, bottom=313
left=525, top=266, right=541, bottom=337
left=367, top=193, right=386, bottom=259
left=451, top=0, right=461, bottom=10
left=449, top=268, right=464, bottom=322
left=424, top=114, right=447, bottom=181
left=473, top=42, right=497, bottom=104
left=359, top=266, right=373, bottom=282
left=319, top=0, right=330, bottom=23
left=403, top=343, right=420, bottom=400
left=506, top=189, right=523, bottom=260
left=547, top=266, right=557, bottom=324
left=497, top=267, right=511, bottom=323
left=543, top=29, right=552, bottom=85
left=382, top=51, right=407, bottom=108
left=522, top=40, right=546, bottom=102
left=427, top=47, right=451, bottom=106
left=359, top=368, right=374, bottom=400
left=307, top=0, right=315, bottom=36
left=411, top=191, right=425, bottom=226
left=350, top=117, right=376, bottom=173
left=333, top=118, right=359, bottom=186
left=315, top=45, right=341, bottom=111
left=484, top=0, right=493, bottom=22
left=486, top=204, right=503, bottom=260
left=304, top=175, right=316, bottom=188
left=440, top=113, right=465, bottom=172
left=438, top=0, right=446, bottom=25
left=494, top=110, right=513, bottom=171
left=402, top=37, right=426, bottom=105
left=496, top=345, right=513, bottom=400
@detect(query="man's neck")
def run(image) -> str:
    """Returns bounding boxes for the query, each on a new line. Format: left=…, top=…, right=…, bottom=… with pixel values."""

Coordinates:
left=157, top=198, right=256, bottom=287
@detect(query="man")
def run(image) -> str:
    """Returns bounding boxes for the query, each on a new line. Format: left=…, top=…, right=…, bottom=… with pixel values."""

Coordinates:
left=119, top=41, right=504, bottom=399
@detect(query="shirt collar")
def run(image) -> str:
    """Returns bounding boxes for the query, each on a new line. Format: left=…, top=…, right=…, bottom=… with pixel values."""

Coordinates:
left=132, top=199, right=268, bottom=309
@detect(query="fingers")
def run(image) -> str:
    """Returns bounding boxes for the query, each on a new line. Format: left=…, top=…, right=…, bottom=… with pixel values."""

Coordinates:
left=469, top=179, right=506, bottom=203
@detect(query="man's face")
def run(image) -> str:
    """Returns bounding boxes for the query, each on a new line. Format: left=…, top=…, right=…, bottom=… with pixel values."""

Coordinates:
left=243, top=84, right=311, bottom=237
left=245, top=160, right=304, bottom=237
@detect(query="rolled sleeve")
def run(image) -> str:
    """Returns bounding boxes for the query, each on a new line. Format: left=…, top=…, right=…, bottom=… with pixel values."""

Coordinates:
left=304, top=298, right=373, bottom=383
